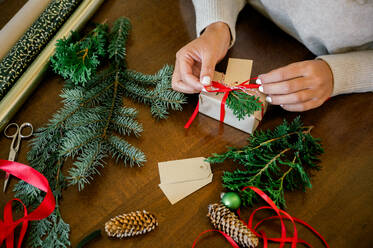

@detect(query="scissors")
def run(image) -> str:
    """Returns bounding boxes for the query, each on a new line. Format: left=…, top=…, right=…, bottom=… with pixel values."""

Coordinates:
left=3, top=122, right=33, bottom=192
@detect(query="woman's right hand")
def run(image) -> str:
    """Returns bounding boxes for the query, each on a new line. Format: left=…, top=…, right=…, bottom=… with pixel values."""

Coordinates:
left=172, top=22, right=231, bottom=93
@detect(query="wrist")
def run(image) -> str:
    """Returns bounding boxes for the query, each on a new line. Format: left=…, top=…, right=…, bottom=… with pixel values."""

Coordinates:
left=203, top=22, right=231, bottom=49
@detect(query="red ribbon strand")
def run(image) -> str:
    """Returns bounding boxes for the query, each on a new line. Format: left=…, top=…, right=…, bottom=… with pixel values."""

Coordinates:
left=184, top=78, right=261, bottom=129
left=193, top=186, right=329, bottom=248
left=0, top=160, right=56, bottom=248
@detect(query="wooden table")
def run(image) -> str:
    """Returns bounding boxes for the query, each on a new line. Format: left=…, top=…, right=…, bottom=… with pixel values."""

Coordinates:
left=1, top=1, right=372, bottom=247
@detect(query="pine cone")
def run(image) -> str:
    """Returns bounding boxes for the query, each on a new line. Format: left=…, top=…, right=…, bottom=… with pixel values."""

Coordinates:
left=207, top=203, right=259, bottom=248
left=105, top=210, right=158, bottom=238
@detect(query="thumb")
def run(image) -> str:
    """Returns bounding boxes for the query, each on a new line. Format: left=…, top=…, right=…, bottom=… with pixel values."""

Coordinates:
left=200, top=54, right=216, bottom=86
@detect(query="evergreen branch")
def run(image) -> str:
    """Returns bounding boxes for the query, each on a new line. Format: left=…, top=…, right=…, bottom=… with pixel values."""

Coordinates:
left=246, top=147, right=291, bottom=185
left=103, top=79, right=119, bottom=138
left=108, top=17, right=131, bottom=66
left=14, top=17, right=185, bottom=248
left=51, top=23, right=108, bottom=85
left=110, top=118, right=143, bottom=137
left=57, top=83, right=114, bottom=128
left=250, top=126, right=313, bottom=150
left=207, top=117, right=323, bottom=208
left=107, top=135, right=146, bottom=166
left=67, top=141, right=106, bottom=191
left=226, top=90, right=262, bottom=120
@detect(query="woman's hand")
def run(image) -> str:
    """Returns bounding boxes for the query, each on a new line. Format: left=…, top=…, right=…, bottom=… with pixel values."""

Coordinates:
left=257, top=60, right=333, bottom=111
left=172, top=22, right=231, bottom=93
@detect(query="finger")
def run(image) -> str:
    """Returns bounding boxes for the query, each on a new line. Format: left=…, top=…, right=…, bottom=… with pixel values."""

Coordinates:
left=199, top=53, right=216, bottom=86
left=192, top=63, right=201, bottom=77
left=281, top=98, right=323, bottom=112
left=172, top=80, right=200, bottom=93
left=179, top=56, right=204, bottom=91
left=172, top=60, right=200, bottom=93
left=258, top=62, right=305, bottom=84
left=258, top=77, right=311, bottom=95
left=267, top=89, right=317, bottom=105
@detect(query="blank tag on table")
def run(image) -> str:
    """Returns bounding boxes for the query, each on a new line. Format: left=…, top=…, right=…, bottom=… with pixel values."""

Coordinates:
left=158, top=157, right=213, bottom=204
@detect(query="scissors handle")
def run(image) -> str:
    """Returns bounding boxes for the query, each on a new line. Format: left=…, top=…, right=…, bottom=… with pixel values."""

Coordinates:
left=19, top=122, right=33, bottom=138
left=3, top=122, right=33, bottom=192
left=4, top=122, right=33, bottom=151
left=4, top=122, right=19, bottom=138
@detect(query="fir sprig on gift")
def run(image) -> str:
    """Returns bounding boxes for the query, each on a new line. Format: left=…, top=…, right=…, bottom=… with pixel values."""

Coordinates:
left=226, top=91, right=262, bottom=120
left=207, top=117, right=323, bottom=208
left=13, top=17, right=186, bottom=248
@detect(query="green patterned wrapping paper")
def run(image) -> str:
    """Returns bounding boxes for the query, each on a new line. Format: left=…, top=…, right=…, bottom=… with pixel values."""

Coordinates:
left=0, top=0, right=82, bottom=100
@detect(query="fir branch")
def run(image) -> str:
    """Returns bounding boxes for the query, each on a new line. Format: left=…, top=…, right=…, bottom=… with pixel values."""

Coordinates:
left=67, top=141, right=106, bottom=190
left=207, top=117, right=323, bottom=208
left=13, top=17, right=186, bottom=248
left=108, top=17, right=131, bottom=66
left=107, top=135, right=146, bottom=166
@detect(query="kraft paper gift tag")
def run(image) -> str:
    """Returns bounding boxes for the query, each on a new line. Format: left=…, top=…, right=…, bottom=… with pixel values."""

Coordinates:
left=158, top=157, right=213, bottom=204
left=199, top=58, right=267, bottom=133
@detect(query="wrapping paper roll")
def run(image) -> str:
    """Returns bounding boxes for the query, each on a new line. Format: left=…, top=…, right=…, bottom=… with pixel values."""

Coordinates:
left=0, top=0, right=105, bottom=132
left=0, top=0, right=52, bottom=60
left=0, top=0, right=82, bottom=100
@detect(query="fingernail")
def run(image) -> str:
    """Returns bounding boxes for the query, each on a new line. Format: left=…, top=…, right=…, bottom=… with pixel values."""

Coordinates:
left=201, top=76, right=211, bottom=86
left=266, top=96, right=272, bottom=103
left=259, top=86, right=264, bottom=93
left=280, top=104, right=284, bottom=107
left=201, top=88, right=207, bottom=93
left=256, top=78, right=262, bottom=85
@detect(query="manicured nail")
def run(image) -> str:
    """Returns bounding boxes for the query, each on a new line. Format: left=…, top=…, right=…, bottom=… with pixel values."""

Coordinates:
left=266, top=96, right=272, bottom=103
left=201, top=88, right=207, bottom=92
left=256, top=78, right=262, bottom=85
left=201, top=76, right=211, bottom=86
left=259, top=86, right=264, bottom=93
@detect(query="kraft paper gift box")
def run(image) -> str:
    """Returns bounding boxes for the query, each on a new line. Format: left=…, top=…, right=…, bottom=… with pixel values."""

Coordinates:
left=199, top=58, right=268, bottom=134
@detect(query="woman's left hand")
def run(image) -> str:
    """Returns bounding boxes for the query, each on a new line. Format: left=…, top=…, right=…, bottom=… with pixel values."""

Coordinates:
left=257, top=60, right=333, bottom=111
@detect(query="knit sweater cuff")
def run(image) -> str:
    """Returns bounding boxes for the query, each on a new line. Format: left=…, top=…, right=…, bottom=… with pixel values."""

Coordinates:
left=317, top=50, right=373, bottom=97
left=192, top=0, right=245, bottom=48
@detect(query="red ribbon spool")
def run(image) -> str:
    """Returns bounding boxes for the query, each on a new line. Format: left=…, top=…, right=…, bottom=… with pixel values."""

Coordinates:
left=0, top=160, right=55, bottom=248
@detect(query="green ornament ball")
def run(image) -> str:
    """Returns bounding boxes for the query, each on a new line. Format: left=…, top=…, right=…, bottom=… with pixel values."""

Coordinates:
left=221, top=192, right=242, bottom=210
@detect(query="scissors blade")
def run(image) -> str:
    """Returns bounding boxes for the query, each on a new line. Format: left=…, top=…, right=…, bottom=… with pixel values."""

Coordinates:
left=3, top=173, right=10, bottom=192
left=8, top=149, right=16, bottom=161
left=3, top=147, right=17, bottom=192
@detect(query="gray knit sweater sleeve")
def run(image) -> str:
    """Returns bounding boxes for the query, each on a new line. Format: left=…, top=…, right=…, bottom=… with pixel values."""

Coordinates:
left=191, top=0, right=373, bottom=97
left=192, top=0, right=245, bottom=47
left=318, top=51, right=373, bottom=96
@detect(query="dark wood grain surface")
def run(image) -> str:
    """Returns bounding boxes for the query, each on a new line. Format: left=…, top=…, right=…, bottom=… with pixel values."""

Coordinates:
left=1, top=1, right=372, bottom=247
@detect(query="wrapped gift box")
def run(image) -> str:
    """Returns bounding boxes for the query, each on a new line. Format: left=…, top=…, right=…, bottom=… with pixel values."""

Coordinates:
left=199, top=58, right=268, bottom=133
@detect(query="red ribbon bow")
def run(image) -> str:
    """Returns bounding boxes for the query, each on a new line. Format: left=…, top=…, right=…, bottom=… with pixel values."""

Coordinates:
left=192, top=186, right=329, bottom=248
left=184, top=78, right=261, bottom=129
left=0, top=160, right=56, bottom=248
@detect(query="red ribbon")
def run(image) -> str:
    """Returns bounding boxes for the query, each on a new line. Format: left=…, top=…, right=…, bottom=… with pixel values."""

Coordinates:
left=0, top=160, right=56, bottom=248
left=192, top=186, right=329, bottom=248
left=184, top=78, right=261, bottom=129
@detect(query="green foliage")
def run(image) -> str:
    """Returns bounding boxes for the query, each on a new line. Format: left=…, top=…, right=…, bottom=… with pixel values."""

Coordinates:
left=108, top=17, right=131, bottom=66
left=13, top=17, right=186, bottom=248
left=226, top=91, right=262, bottom=120
left=207, top=117, right=324, bottom=208
left=51, top=23, right=108, bottom=85
left=27, top=209, right=70, bottom=248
